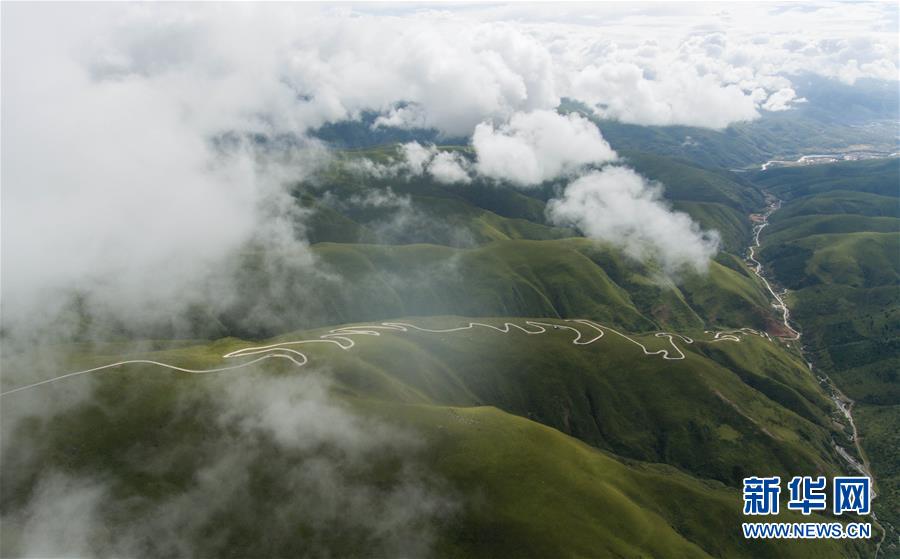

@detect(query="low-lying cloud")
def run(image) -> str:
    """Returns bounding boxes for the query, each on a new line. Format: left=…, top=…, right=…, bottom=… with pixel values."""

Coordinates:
left=2, top=4, right=335, bottom=345
left=400, top=143, right=472, bottom=184
left=547, top=167, right=721, bottom=273
left=465, top=111, right=719, bottom=272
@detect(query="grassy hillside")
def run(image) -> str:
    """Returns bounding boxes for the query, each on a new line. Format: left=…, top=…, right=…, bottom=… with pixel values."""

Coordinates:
left=302, top=191, right=574, bottom=247
left=772, top=190, right=899, bottom=220
left=855, top=404, right=900, bottom=545
left=752, top=158, right=900, bottom=538
left=41, top=148, right=788, bottom=361
left=218, top=238, right=776, bottom=338
left=592, top=116, right=898, bottom=171
left=762, top=231, right=898, bottom=291
left=0, top=317, right=875, bottom=558
left=621, top=151, right=763, bottom=211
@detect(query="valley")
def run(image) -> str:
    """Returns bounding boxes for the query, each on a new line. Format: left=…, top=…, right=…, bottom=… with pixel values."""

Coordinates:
left=752, top=158, right=900, bottom=555
left=747, top=187, right=891, bottom=556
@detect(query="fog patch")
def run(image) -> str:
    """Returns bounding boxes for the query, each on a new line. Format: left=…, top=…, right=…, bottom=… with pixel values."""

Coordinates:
left=13, top=473, right=109, bottom=558
left=319, top=187, right=476, bottom=248
left=3, top=372, right=457, bottom=558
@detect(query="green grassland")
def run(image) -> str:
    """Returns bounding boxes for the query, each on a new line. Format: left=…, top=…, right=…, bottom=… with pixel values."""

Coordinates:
left=762, top=215, right=899, bottom=248
left=592, top=116, right=898, bottom=172
left=762, top=232, right=898, bottom=290
left=755, top=159, right=900, bottom=403
left=0, top=317, right=876, bottom=557
left=86, top=150, right=784, bottom=348
left=751, top=158, right=900, bottom=539
left=772, top=190, right=899, bottom=220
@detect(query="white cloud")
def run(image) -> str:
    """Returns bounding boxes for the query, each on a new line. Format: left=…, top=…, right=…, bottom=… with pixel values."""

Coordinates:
left=472, top=110, right=617, bottom=186
left=569, top=61, right=761, bottom=129
left=339, top=142, right=473, bottom=185
left=467, top=113, right=719, bottom=272
left=546, top=167, right=721, bottom=273
left=393, top=143, right=473, bottom=184
left=401, top=142, right=435, bottom=175
left=762, top=88, right=805, bottom=112
left=510, top=3, right=897, bottom=124
left=281, top=15, right=560, bottom=137
left=428, top=151, right=472, bottom=184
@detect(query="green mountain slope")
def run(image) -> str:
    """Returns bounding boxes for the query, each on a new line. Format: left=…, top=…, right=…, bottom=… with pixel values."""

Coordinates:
left=237, top=238, right=776, bottom=336
left=772, top=190, right=899, bottom=220
left=244, top=148, right=781, bottom=343
left=0, top=318, right=874, bottom=558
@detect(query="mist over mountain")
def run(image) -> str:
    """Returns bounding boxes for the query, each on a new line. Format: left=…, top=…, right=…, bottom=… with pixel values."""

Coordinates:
left=2, top=3, right=898, bottom=558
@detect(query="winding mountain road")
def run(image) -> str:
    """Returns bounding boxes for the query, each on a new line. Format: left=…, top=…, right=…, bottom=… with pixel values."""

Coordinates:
left=0, top=319, right=766, bottom=398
